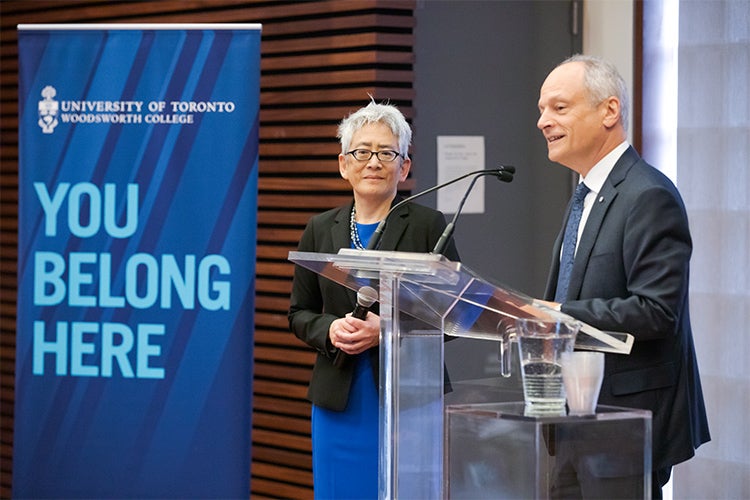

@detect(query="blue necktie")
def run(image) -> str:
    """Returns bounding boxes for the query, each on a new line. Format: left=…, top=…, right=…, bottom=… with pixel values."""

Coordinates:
left=555, top=182, right=591, bottom=303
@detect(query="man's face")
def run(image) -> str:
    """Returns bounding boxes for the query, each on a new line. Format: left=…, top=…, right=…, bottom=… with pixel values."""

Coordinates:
left=537, top=62, right=610, bottom=174
left=339, top=121, right=410, bottom=202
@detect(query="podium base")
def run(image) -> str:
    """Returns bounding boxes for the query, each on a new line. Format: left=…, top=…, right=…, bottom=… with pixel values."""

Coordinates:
left=446, top=402, right=652, bottom=499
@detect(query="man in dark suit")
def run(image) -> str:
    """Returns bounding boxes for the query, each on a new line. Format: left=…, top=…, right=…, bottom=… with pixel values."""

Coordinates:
left=537, top=54, right=710, bottom=498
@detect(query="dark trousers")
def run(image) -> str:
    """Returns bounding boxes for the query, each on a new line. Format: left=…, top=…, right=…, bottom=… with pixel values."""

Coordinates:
left=652, top=466, right=672, bottom=499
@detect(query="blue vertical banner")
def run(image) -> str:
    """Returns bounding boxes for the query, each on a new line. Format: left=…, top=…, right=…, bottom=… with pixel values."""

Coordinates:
left=14, top=24, right=261, bottom=497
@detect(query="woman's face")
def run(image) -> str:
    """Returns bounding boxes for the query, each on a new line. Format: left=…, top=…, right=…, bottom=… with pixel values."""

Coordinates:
left=339, top=122, right=410, bottom=204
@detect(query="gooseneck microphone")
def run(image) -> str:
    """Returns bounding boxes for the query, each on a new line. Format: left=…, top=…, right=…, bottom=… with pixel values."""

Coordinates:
left=366, top=166, right=516, bottom=251
left=432, top=167, right=515, bottom=254
left=333, top=285, right=379, bottom=368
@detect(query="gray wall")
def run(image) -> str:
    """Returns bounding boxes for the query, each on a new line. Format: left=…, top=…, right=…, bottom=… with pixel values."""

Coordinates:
left=413, top=0, right=582, bottom=380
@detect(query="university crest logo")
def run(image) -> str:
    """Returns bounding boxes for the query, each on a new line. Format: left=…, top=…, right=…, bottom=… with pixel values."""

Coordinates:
left=38, top=85, right=59, bottom=134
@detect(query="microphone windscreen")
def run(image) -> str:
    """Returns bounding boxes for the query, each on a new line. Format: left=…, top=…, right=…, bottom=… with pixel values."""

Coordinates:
left=357, top=286, right=378, bottom=307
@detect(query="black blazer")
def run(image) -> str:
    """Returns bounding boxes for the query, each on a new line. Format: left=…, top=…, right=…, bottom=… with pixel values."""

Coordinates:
left=545, top=147, right=710, bottom=470
left=289, top=199, right=460, bottom=411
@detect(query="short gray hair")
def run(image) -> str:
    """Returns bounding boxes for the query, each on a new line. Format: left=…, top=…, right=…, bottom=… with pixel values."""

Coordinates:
left=560, top=54, right=629, bottom=130
left=337, top=99, right=412, bottom=159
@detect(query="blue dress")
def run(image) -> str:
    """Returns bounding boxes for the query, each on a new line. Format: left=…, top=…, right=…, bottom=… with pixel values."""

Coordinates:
left=311, top=221, right=380, bottom=499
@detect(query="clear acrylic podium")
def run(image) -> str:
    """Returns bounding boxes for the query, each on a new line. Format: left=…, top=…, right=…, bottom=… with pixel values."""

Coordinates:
left=288, top=249, right=636, bottom=499
left=447, top=402, right=652, bottom=498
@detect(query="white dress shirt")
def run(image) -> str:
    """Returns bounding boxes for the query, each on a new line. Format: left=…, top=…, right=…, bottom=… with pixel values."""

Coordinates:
left=574, top=141, right=630, bottom=253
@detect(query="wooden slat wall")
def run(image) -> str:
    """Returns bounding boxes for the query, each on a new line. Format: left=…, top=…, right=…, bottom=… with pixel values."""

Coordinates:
left=0, top=1, right=415, bottom=498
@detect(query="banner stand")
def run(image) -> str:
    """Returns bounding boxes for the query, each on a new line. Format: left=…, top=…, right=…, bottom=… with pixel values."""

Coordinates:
left=15, top=23, right=261, bottom=497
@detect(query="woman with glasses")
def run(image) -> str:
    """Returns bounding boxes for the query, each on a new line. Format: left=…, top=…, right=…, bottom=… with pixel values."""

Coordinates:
left=289, top=100, right=459, bottom=498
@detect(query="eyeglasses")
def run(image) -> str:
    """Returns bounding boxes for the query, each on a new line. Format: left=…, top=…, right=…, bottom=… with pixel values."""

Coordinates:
left=346, top=149, right=403, bottom=162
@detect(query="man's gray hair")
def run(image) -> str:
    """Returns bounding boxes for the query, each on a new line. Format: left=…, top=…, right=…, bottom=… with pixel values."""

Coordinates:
left=561, top=54, right=630, bottom=130
left=337, top=99, right=412, bottom=159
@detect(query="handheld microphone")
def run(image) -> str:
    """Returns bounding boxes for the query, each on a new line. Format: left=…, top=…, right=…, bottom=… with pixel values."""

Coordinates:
left=432, top=167, right=515, bottom=254
left=366, top=166, right=515, bottom=250
left=333, top=285, right=379, bottom=368
left=351, top=285, right=378, bottom=320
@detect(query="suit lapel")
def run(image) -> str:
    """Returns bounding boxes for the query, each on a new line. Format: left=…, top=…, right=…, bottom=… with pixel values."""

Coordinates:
left=569, top=185, right=616, bottom=296
left=377, top=202, right=409, bottom=251
left=568, top=147, right=639, bottom=298
left=330, top=201, right=353, bottom=250
left=330, top=201, right=357, bottom=305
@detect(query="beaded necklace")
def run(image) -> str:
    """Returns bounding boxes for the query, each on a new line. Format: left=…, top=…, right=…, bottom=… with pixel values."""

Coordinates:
left=349, top=205, right=366, bottom=250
